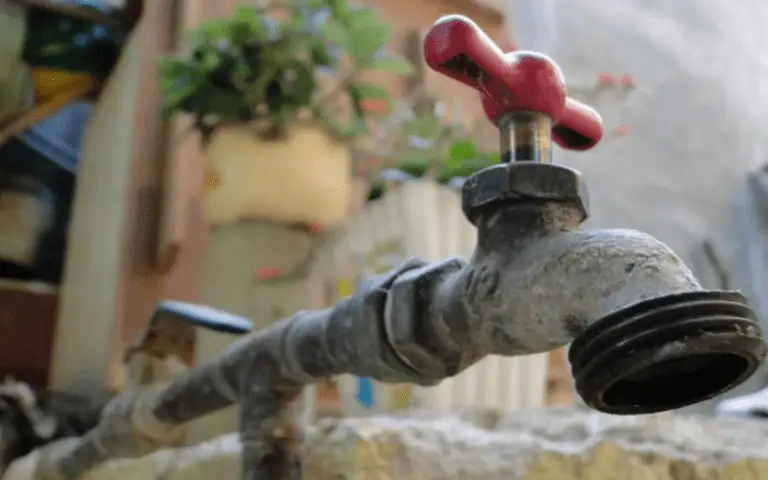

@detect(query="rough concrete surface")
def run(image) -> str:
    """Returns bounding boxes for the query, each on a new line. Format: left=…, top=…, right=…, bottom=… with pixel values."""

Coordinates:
left=7, top=407, right=768, bottom=479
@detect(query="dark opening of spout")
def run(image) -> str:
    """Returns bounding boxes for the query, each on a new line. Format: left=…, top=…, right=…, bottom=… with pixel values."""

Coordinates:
left=569, top=290, right=768, bottom=415
left=601, top=353, right=749, bottom=411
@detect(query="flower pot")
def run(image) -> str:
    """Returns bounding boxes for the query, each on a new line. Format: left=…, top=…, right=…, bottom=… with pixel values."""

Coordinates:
left=203, top=123, right=352, bottom=227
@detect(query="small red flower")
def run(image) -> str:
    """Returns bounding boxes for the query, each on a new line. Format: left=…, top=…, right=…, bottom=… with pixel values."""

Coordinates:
left=618, top=74, right=635, bottom=88
left=597, top=73, right=614, bottom=86
left=361, top=98, right=388, bottom=113
left=256, top=267, right=282, bottom=279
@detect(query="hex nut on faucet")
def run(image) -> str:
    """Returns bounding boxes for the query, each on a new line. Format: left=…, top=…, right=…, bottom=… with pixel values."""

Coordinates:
left=384, top=257, right=466, bottom=382
left=461, top=163, right=590, bottom=225
left=324, top=257, right=438, bottom=384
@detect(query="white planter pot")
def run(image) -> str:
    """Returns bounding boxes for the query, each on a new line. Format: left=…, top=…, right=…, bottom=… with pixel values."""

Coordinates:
left=305, top=181, right=548, bottom=420
left=203, top=124, right=352, bottom=227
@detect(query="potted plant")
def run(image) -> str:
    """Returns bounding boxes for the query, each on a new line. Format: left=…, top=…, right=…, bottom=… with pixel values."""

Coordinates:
left=157, top=3, right=412, bottom=441
left=158, top=1, right=413, bottom=228
left=360, top=94, right=501, bottom=202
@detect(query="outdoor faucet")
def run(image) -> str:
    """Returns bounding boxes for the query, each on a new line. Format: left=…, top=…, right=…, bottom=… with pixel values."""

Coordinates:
left=23, top=15, right=768, bottom=480
left=380, top=14, right=767, bottom=414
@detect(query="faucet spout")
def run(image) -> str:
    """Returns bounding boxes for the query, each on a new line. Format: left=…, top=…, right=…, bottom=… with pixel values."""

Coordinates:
left=470, top=227, right=704, bottom=356
left=473, top=224, right=766, bottom=414
left=412, top=14, right=766, bottom=416
left=387, top=198, right=767, bottom=415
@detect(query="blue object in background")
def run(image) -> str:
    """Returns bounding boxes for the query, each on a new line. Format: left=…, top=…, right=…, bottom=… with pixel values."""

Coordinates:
left=357, top=377, right=375, bottom=409
left=17, top=101, right=92, bottom=174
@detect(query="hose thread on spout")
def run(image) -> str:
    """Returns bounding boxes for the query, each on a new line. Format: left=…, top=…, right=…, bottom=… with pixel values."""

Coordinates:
left=569, top=290, right=767, bottom=415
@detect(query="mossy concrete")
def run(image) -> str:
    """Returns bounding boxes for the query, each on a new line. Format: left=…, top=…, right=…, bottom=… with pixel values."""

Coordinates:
left=7, top=407, right=768, bottom=479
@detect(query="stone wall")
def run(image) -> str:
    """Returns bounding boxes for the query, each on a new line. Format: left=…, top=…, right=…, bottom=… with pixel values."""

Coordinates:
left=6, top=407, right=768, bottom=479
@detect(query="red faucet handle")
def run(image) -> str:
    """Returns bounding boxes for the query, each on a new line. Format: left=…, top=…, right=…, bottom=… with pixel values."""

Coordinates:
left=423, top=15, right=506, bottom=91
left=423, top=15, right=603, bottom=151
left=552, top=98, right=604, bottom=151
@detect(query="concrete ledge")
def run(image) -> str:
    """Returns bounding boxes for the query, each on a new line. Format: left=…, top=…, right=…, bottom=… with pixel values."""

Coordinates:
left=6, top=407, right=768, bottom=479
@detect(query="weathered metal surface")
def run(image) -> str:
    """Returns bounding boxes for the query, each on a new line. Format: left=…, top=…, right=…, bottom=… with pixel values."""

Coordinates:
left=461, top=162, right=589, bottom=224
left=320, top=181, right=549, bottom=416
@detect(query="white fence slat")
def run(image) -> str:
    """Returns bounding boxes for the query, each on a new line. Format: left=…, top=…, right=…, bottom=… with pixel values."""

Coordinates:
left=481, top=356, right=502, bottom=409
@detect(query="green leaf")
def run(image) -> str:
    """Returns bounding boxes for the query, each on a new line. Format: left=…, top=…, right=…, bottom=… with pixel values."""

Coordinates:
left=320, top=21, right=350, bottom=49
left=233, top=4, right=260, bottom=23
left=158, top=57, right=204, bottom=114
left=281, top=60, right=316, bottom=107
left=443, top=151, right=501, bottom=179
left=365, top=55, right=413, bottom=75
left=446, top=139, right=477, bottom=169
left=198, top=49, right=223, bottom=72
left=229, top=22, right=258, bottom=47
left=485, top=152, right=502, bottom=165
left=347, top=7, right=380, bottom=27
left=201, top=84, right=250, bottom=121
left=195, top=19, right=231, bottom=43
left=262, top=40, right=295, bottom=66
left=231, top=59, right=252, bottom=82
left=346, top=83, right=365, bottom=122
left=349, top=82, right=391, bottom=119
left=344, top=8, right=389, bottom=65
left=325, top=0, right=351, bottom=22
left=349, top=25, right=388, bottom=66
left=310, top=42, right=333, bottom=66
left=404, top=116, right=441, bottom=140
left=353, top=82, right=390, bottom=103
left=396, top=158, right=430, bottom=178
left=229, top=6, right=268, bottom=45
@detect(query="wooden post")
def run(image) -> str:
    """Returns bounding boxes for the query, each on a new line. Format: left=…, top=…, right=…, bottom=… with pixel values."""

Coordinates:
left=48, top=11, right=163, bottom=395
left=49, top=0, right=210, bottom=395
